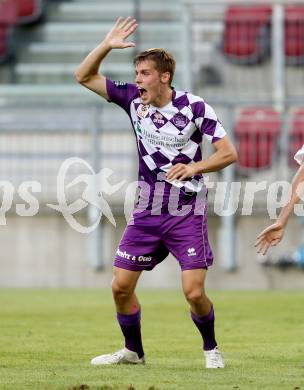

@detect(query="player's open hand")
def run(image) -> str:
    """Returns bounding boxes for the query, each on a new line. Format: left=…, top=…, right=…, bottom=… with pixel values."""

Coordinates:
left=104, top=17, right=138, bottom=49
left=254, top=222, right=285, bottom=255
left=166, top=163, right=197, bottom=182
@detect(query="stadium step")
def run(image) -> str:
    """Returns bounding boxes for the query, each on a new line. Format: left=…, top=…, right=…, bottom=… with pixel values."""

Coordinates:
left=14, top=62, right=184, bottom=85
left=18, top=42, right=184, bottom=64
left=0, top=84, right=96, bottom=105
left=30, top=22, right=182, bottom=43
left=14, top=62, right=134, bottom=83
left=48, top=2, right=135, bottom=22
left=18, top=42, right=134, bottom=64
left=48, top=1, right=182, bottom=23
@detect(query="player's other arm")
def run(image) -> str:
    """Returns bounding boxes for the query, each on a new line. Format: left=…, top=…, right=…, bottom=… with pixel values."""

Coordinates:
left=74, top=17, right=138, bottom=99
left=193, top=136, right=237, bottom=174
left=166, top=136, right=237, bottom=181
left=255, top=164, right=304, bottom=255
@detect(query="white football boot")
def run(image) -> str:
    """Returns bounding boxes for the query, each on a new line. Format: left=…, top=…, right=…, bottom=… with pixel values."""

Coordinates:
left=204, top=346, right=224, bottom=368
left=91, top=347, right=145, bottom=365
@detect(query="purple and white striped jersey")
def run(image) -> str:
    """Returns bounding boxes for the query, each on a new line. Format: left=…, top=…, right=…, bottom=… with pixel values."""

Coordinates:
left=106, top=79, right=226, bottom=194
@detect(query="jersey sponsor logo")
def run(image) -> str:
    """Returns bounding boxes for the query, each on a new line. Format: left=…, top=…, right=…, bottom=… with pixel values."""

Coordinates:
left=173, top=113, right=188, bottom=129
left=114, top=80, right=127, bottom=88
left=137, top=104, right=150, bottom=118
left=139, top=125, right=189, bottom=148
left=187, top=247, right=197, bottom=256
left=152, top=112, right=165, bottom=125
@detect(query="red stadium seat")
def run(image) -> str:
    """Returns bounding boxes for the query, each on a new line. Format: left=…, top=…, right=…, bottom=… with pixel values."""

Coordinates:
left=0, top=27, right=11, bottom=61
left=0, top=1, right=17, bottom=25
left=0, top=0, right=17, bottom=62
left=15, top=0, right=45, bottom=24
left=234, top=107, right=281, bottom=170
left=223, top=6, right=272, bottom=65
left=285, top=6, right=304, bottom=65
left=289, top=109, right=304, bottom=168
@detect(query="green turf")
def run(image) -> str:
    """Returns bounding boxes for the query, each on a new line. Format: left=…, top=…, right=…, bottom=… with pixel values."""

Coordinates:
left=0, top=289, right=303, bottom=390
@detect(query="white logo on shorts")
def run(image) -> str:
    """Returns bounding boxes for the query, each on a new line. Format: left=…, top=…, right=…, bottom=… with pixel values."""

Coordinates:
left=117, top=250, right=152, bottom=262
left=137, top=255, right=152, bottom=262
left=116, top=249, right=131, bottom=260
left=187, top=247, right=197, bottom=257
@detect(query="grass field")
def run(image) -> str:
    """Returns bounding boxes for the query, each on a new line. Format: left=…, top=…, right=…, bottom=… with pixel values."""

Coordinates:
left=0, top=289, right=303, bottom=390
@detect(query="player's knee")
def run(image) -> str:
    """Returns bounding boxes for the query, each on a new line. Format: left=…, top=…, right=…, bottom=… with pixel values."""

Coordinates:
left=111, top=279, right=133, bottom=301
left=184, top=289, right=204, bottom=304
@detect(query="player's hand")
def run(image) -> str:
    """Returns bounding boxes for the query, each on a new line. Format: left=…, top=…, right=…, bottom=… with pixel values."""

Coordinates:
left=254, top=222, right=285, bottom=255
left=166, top=163, right=197, bottom=181
left=104, top=17, right=138, bottom=49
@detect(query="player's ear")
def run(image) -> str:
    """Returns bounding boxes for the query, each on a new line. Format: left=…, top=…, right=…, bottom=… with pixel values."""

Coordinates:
left=161, top=72, right=170, bottom=84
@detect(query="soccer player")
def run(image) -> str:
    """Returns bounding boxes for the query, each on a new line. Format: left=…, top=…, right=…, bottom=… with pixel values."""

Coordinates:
left=75, top=17, right=237, bottom=368
left=255, top=145, right=304, bottom=255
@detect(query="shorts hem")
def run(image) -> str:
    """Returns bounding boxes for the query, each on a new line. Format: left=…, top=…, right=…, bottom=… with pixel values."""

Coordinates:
left=180, top=261, right=213, bottom=271
left=114, top=257, right=154, bottom=271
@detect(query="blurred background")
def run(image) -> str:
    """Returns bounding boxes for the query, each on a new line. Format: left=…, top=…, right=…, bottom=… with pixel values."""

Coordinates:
left=0, top=0, right=304, bottom=289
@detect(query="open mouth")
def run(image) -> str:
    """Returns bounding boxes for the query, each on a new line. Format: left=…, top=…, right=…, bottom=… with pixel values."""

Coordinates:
left=138, top=88, right=148, bottom=98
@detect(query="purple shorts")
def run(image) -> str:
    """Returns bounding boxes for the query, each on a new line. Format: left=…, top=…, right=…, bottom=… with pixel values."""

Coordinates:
left=114, top=198, right=213, bottom=272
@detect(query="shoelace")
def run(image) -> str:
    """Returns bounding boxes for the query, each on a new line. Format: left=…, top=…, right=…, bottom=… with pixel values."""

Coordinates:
left=112, top=350, right=124, bottom=359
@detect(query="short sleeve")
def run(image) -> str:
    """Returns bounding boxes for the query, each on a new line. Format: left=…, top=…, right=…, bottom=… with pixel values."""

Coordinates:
left=106, top=79, right=139, bottom=113
left=193, top=100, right=226, bottom=143
left=294, top=145, right=304, bottom=165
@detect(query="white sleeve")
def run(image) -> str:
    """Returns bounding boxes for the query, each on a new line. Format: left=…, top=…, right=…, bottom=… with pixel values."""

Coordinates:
left=294, top=145, right=304, bottom=165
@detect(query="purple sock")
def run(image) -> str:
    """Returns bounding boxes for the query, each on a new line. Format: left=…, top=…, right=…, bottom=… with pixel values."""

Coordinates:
left=117, top=309, right=144, bottom=359
left=191, top=306, right=217, bottom=351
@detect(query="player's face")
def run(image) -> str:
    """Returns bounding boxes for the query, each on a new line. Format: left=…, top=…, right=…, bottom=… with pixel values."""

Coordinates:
left=135, top=60, right=169, bottom=105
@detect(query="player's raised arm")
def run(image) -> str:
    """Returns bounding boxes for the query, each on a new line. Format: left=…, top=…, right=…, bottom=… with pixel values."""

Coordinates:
left=74, top=17, right=138, bottom=99
left=255, top=164, right=304, bottom=255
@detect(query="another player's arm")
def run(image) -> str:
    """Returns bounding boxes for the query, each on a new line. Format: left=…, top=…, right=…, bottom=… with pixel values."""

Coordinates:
left=74, top=17, right=138, bottom=99
left=276, top=164, right=304, bottom=226
left=166, top=136, right=237, bottom=181
left=255, top=164, right=304, bottom=255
